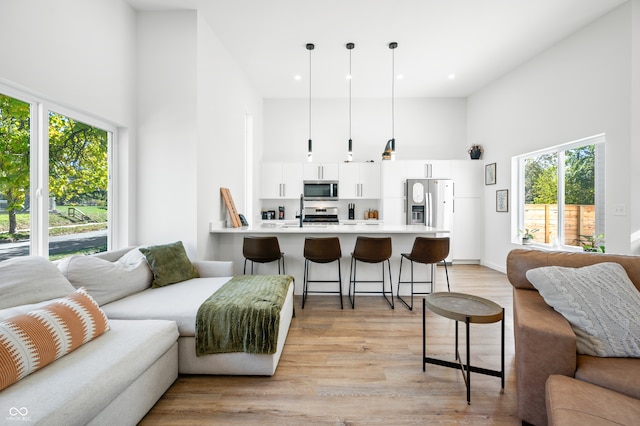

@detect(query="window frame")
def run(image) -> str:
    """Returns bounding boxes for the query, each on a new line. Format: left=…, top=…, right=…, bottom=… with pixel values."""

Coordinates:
left=513, top=133, right=605, bottom=250
left=1, top=82, right=117, bottom=258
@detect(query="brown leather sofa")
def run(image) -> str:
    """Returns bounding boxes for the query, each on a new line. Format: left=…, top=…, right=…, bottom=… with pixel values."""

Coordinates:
left=506, top=249, right=640, bottom=425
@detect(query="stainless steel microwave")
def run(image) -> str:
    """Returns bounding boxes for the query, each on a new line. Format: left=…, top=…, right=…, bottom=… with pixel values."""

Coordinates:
left=303, top=181, right=339, bottom=201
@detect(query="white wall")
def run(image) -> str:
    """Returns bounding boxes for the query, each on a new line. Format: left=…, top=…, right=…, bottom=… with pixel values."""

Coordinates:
left=264, top=98, right=467, bottom=163
left=467, top=3, right=634, bottom=271
left=136, top=11, right=263, bottom=259
left=196, top=14, right=263, bottom=260
left=0, top=0, right=137, bottom=248
left=136, top=11, right=199, bottom=256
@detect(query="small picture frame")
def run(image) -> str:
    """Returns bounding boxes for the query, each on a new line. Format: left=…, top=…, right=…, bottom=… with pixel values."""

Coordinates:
left=485, top=163, right=496, bottom=185
left=496, top=189, right=509, bottom=212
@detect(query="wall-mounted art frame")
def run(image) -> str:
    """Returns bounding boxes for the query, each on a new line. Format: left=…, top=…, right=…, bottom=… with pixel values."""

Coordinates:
left=496, top=189, right=509, bottom=212
left=485, top=162, right=496, bottom=185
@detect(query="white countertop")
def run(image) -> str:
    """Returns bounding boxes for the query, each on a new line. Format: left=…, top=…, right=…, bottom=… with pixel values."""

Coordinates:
left=210, top=221, right=448, bottom=234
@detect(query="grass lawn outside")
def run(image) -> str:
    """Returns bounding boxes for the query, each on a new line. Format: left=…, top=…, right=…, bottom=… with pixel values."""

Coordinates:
left=0, top=205, right=108, bottom=241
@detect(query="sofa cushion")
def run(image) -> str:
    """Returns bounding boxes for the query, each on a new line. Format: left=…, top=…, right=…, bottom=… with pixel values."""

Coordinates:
left=139, top=241, right=199, bottom=288
left=546, top=374, right=640, bottom=426
left=101, top=276, right=231, bottom=336
left=576, top=355, right=640, bottom=400
left=526, top=262, right=640, bottom=357
left=57, top=249, right=152, bottom=305
left=0, top=288, right=110, bottom=391
left=0, top=256, right=76, bottom=309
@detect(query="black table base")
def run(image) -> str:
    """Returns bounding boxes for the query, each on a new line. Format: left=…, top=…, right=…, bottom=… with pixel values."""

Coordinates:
left=422, top=298, right=505, bottom=404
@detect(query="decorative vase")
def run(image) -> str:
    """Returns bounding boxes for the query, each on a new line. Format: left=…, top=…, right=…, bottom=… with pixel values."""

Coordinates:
left=470, top=148, right=482, bottom=160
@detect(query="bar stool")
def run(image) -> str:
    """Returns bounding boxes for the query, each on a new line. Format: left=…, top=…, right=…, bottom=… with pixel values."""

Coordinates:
left=348, top=236, right=394, bottom=309
left=302, top=237, right=343, bottom=309
left=242, top=236, right=285, bottom=274
left=397, top=236, right=450, bottom=310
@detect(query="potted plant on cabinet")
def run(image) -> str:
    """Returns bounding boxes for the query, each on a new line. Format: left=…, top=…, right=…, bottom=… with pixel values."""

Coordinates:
left=520, top=228, right=538, bottom=245
left=467, top=144, right=483, bottom=160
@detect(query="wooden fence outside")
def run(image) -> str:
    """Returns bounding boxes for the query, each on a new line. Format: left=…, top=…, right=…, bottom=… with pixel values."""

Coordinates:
left=523, top=204, right=595, bottom=246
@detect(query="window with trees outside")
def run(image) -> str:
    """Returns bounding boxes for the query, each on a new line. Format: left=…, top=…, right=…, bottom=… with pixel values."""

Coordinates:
left=516, top=134, right=605, bottom=252
left=0, top=88, right=114, bottom=261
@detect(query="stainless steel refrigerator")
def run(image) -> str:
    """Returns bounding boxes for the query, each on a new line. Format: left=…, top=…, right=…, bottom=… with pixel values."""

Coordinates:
left=406, top=178, right=453, bottom=230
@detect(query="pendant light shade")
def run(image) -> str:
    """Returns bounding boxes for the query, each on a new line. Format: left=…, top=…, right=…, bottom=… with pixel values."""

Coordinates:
left=346, top=42, right=355, bottom=162
left=388, top=42, right=397, bottom=160
left=306, top=43, right=314, bottom=162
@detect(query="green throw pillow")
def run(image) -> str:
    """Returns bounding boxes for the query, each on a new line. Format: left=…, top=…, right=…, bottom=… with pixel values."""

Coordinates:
left=139, top=241, right=199, bottom=288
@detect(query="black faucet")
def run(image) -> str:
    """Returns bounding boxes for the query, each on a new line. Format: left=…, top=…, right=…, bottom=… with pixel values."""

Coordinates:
left=299, top=194, right=304, bottom=227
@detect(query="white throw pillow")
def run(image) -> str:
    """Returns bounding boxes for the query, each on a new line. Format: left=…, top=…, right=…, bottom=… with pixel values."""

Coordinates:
left=0, top=256, right=76, bottom=309
left=57, top=251, right=152, bottom=305
left=526, top=262, right=640, bottom=357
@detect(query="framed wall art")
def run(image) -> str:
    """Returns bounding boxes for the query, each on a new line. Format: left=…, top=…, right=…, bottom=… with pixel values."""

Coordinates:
left=485, top=162, right=496, bottom=185
left=496, top=189, right=508, bottom=212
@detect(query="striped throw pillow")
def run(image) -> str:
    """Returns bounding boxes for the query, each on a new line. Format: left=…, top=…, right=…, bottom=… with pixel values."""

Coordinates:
left=0, top=287, right=110, bottom=391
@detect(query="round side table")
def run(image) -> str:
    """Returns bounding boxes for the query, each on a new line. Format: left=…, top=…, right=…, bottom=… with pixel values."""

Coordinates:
left=422, top=292, right=505, bottom=404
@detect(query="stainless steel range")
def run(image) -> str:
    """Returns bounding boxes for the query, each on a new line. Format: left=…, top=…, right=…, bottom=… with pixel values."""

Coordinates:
left=302, top=207, right=339, bottom=224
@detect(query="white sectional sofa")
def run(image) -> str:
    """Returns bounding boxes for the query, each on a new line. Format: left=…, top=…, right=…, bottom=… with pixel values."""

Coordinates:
left=0, top=244, right=294, bottom=425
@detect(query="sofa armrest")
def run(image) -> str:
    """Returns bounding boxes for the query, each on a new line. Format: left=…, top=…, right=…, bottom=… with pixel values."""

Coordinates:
left=513, top=288, right=577, bottom=426
left=193, top=261, right=234, bottom=278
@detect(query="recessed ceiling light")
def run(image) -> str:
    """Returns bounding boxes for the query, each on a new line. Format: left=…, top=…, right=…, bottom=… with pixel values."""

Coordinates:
left=397, top=74, right=404, bottom=80
left=448, top=74, right=456, bottom=80
left=346, top=74, right=352, bottom=80
left=294, top=75, right=301, bottom=81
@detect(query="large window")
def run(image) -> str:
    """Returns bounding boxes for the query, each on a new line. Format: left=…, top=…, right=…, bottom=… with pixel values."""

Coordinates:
left=0, top=88, right=114, bottom=261
left=516, top=134, right=605, bottom=251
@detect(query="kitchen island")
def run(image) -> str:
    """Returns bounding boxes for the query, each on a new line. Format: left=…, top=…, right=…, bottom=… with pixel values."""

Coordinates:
left=210, top=221, right=449, bottom=298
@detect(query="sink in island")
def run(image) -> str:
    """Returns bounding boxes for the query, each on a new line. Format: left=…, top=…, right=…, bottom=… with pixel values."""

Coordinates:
left=210, top=222, right=449, bottom=297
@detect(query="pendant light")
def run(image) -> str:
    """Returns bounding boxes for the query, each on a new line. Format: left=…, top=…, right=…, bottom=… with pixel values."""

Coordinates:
left=306, top=43, right=314, bottom=162
left=346, top=42, right=355, bottom=162
left=388, top=42, right=397, bottom=160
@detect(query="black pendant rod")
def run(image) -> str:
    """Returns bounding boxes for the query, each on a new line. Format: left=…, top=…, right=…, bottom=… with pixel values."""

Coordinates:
left=347, top=42, right=354, bottom=154
left=306, top=43, right=314, bottom=155
left=389, top=42, right=397, bottom=152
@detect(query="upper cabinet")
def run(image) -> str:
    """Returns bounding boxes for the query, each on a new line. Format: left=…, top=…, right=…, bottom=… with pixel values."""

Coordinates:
left=261, top=162, right=303, bottom=199
left=339, top=162, right=381, bottom=199
left=406, top=160, right=452, bottom=179
left=381, top=160, right=453, bottom=199
left=303, top=163, right=339, bottom=181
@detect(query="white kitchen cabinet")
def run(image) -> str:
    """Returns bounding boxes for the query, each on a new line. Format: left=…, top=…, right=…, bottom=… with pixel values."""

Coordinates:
left=339, top=162, right=381, bottom=199
left=381, top=161, right=407, bottom=198
left=406, top=160, right=452, bottom=179
left=449, top=160, right=483, bottom=262
left=261, top=162, right=303, bottom=199
left=303, top=163, right=339, bottom=181
left=381, top=197, right=405, bottom=226
left=451, top=160, right=483, bottom=198
left=451, top=197, right=482, bottom=262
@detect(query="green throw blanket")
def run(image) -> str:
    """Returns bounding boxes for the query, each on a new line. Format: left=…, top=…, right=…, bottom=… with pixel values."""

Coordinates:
left=195, top=275, right=293, bottom=356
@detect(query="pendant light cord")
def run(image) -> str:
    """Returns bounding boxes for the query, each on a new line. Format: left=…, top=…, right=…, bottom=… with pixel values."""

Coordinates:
left=306, top=43, right=314, bottom=159
left=349, top=46, right=352, bottom=140
left=309, top=45, right=312, bottom=141
left=391, top=44, right=395, bottom=139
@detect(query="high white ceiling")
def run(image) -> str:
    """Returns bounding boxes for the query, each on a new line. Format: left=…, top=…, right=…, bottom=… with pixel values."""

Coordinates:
left=127, top=0, right=627, bottom=98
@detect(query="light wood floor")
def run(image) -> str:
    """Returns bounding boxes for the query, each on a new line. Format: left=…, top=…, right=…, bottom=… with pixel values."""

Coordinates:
left=141, top=265, right=520, bottom=425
